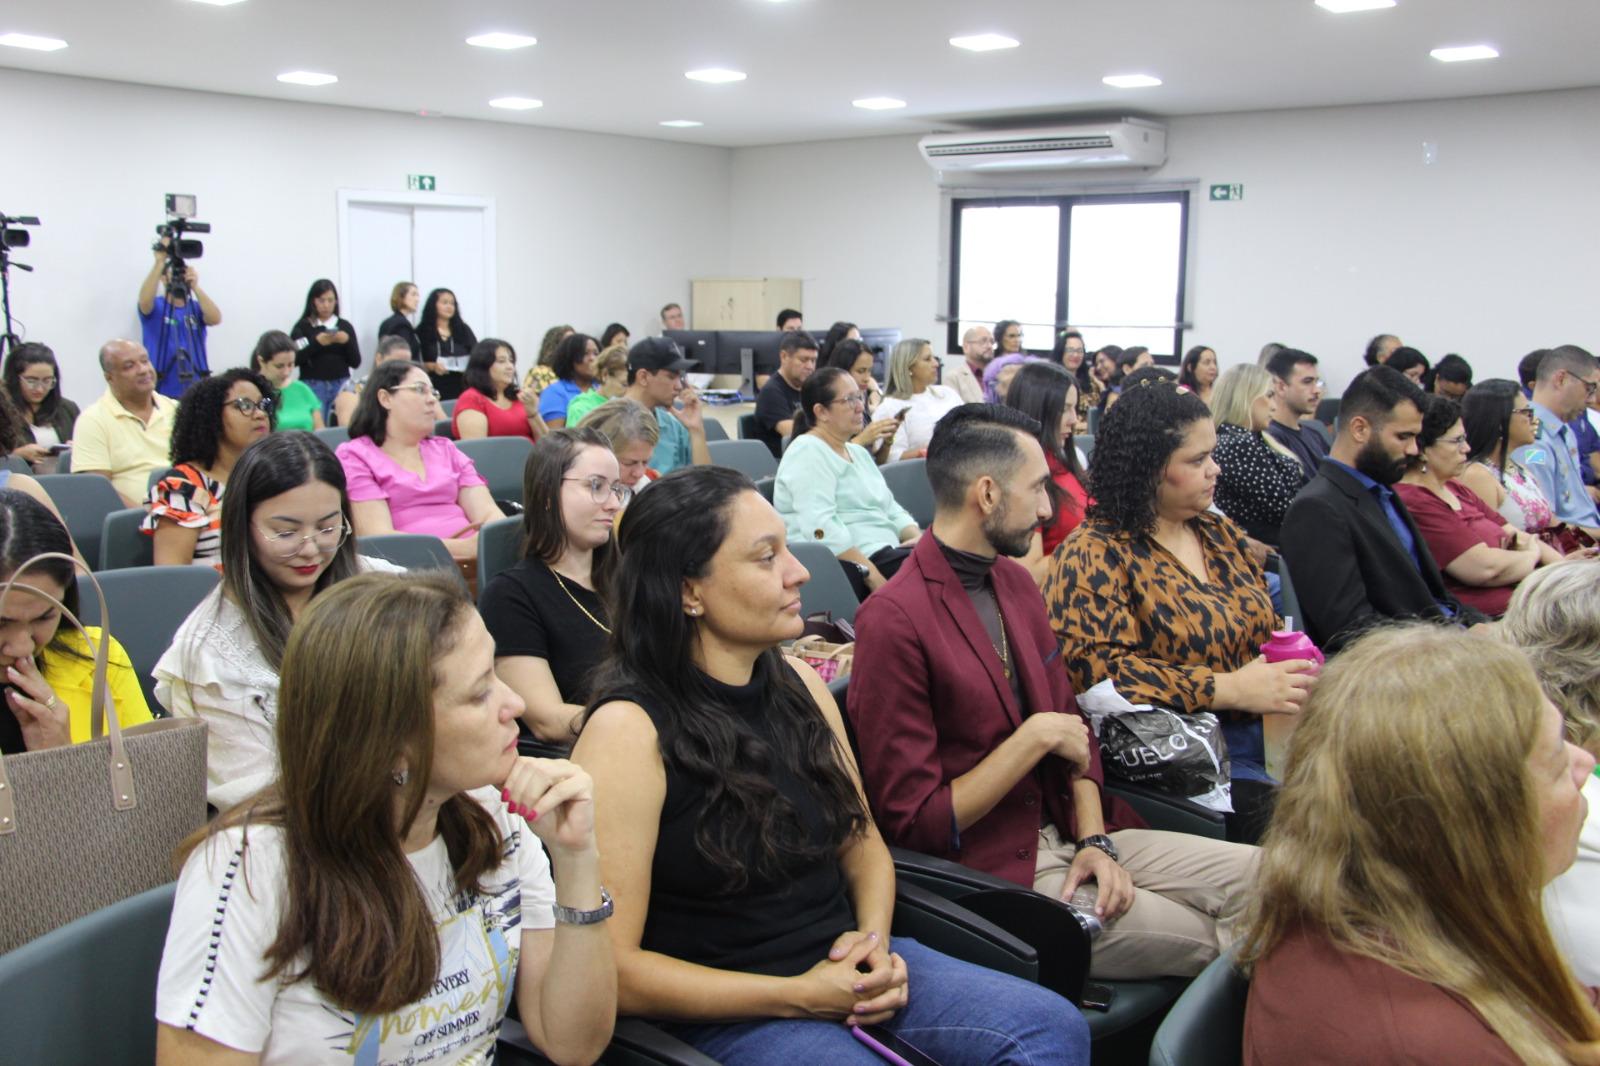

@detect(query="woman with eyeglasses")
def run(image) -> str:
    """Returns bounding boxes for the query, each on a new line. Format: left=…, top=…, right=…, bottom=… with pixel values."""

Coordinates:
left=2, top=342, right=79, bottom=473
left=775, top=367, right=919, bottom=601
left=338, top=361, right=500, bottom=564
left=1396, top=394, right=1562, bottom=618
left=1458, top=379, right=1563, bottom=539
left=154, top=432, right=402, bottom=808
left=143, top=369, right=275, bottom=568
left=481, top=428, right=622, bottom=749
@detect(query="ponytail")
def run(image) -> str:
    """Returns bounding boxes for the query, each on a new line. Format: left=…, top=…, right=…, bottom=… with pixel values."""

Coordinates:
left=789, top=367, right=849, bottom=445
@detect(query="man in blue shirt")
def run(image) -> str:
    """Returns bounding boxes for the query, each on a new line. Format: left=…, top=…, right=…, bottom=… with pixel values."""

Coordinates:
left=1514, top=345, right=1600, bottom=536
left=621, top=337, right=711, bottom=475
left=1280, top=366, right=1483, bottom=653
left=137, top=239, right=222, bottom=399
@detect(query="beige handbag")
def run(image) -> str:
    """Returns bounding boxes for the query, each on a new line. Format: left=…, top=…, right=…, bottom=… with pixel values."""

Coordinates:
left=790, top=633, right=855, bottom=683
left=0, top=552, right=208, bottom=953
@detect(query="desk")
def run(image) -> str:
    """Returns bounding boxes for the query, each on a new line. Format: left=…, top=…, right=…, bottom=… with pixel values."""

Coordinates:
left=702, top=401, right=754, bottom=438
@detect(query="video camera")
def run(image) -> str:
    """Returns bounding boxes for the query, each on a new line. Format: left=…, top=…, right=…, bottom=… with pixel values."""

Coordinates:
left=153, top=193, right=210, bottom=303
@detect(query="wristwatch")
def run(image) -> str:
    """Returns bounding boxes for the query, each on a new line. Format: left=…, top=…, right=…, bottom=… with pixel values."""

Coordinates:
left=552, top=887, right=614, bottom=926
left=1076, top=835, right=1119, bottom=863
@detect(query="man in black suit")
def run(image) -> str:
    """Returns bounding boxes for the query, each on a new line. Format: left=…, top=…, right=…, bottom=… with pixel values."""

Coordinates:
left=1280, top=365, right=1486, bottom=653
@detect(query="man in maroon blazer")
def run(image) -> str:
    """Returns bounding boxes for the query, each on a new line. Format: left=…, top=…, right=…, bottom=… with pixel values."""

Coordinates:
left=848, top=404, right=1258, bottom=979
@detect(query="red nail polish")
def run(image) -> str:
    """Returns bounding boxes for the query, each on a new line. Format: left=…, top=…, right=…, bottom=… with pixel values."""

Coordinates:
left=501, top=788, right=511, bottom=803
left=528, top=808, right=539, bottom=821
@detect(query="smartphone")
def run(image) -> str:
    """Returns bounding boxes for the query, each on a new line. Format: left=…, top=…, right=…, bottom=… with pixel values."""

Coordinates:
left=47, top=444, right=69, bottom=455
left=851, top=1025, right=941, bottom=1066
left=1081, top=981, right=1118, bottom=1011
left=893, top=408, right=909, bottom=423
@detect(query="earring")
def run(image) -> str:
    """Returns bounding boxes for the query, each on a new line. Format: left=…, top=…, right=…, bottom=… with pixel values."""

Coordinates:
left=687, top=606, right=700, bottom=616
left=392, top=769, right=408, bottom=787
left=1420, top=460, right=1428, bottom=474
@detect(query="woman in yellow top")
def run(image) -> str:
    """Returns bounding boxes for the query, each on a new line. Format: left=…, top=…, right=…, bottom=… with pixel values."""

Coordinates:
left=1, top=488, right=151, bottom=753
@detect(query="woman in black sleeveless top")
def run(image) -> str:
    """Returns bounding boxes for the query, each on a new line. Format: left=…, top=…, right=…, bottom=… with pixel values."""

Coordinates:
left=575, top=466, right=1088, bottom=1065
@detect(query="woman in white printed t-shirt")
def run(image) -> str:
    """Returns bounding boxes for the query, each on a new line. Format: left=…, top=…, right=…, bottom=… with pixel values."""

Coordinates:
left=872, top=338, right=965, bottom=463
left=155, top=572, right=616, bottom=1065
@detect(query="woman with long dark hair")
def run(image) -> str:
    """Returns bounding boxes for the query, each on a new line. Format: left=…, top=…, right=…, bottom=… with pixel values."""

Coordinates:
left=153, top=431, right=400, bottom=808
left=774, top=367, right=919, bottom=600
left=1457, top=379, right=1560, bottom=537
left=817, top=320, right=859, bottom=366
left=0, top=490, right=150, bottom=754
left=1003, top=361, right=1088, bottom=582
left=1178, top=344, right=1219, bottom=407
left=3, top=342, right=79, bottom=472
left=290, top=279, right=360, bottom=422
left=156, top=572, right=616, bottom=1064
left=417, top=287, right=478, bottom=401
left=573, top=466, right=1088, bottom=1064
left=453, top=338, right=544, bottom=441
left=144, top=368, right=275, bottom=568
left=481, top=427, right=622, bottom=745
left=251, top=330, right=322, bottom=432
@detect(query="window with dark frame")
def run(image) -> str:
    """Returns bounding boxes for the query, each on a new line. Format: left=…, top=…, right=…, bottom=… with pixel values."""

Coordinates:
left=947, top=191, right=1190, bottom=361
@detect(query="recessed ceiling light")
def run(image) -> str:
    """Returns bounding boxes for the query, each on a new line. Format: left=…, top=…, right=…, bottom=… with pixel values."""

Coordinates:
left=950, top=33, right=1019, bottom=52
left=277, top=70, right=337, bottom=86
left=188, top=0, right=248, bottom=6
left=1103, top=73, right=1163, bottom=89
left=0, top=32, right=68, bottom=51
left=660, top=119, right=704, bottom=128
left=1314, top=0, right=1395, bottom=12
left=853, top=97, right=907, bottom=110
left=489, top=96, right=543, bottom=110
left=1430, top=44, right=1499, bottom=62
left=466, top=32, right=537, bottom=50
left=685, top=68, right=747, bottom=84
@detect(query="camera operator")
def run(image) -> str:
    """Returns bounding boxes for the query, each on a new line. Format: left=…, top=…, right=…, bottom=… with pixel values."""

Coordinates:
left=138, top=237, right=222, bottom=399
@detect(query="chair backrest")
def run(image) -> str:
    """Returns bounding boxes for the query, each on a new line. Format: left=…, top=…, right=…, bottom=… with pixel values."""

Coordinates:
left=478, top=515, right=524, bottom=593
left=753, top=476, right=775, bottom=503
left=1306, top=420, right=1333, bottom=448
left=433, top=417, right=455, bottom=441
left=57, top=446, right=72, bottom=472
left=76, top=566, right=221, bottom=713
left=701, top=417, right=730, bottom=442
left=313, top=425, right=349, bottom=449
left=1315, top=396, right=1341, bottom=429
left=880, top=458, right=934, bottom=529
left=1086, top=407, right=1102, bottom=436
left=99, top=508, right=154, bottom=571
left=147, top=468, right=165, bottom=493
left=0, top=882, right=175, bottom=1066
left=1276, top=554, right=1302, bottom=630
left=358, top=533, right=468, bottom=590
left=453, top=436, right=534, bottom=504
left=1148, top=953, right=1249, bottom=1066
left=4, top=455, right=29, bottom=474
left=707, top=438, right=779, bottom=480
left=34, top=473, right=125, bottom=571
left=736, top=412, right=761, bottom=441
left=441, top=398, right=458, bottom=417
left=791, top=540, right=858, bottom=625
left=1076, top=434, right=1095, bottom=466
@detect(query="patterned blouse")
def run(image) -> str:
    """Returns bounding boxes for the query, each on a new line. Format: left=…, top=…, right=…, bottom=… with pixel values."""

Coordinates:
left=1045, top=511, right=1279, bottom=714
left=142, top=463, right=223, bottom=566
left=1476, top=459, right=1556, bottom=534
left=1210, top=423, right=1307, bottom=544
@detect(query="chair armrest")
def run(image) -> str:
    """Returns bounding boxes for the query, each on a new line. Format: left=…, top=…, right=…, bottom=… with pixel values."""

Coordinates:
left=1106, top=781, right=1227, bottom=840
left=891, top=881, right=1038, bottom=983
left=889, top=846, right=1028, bottom=898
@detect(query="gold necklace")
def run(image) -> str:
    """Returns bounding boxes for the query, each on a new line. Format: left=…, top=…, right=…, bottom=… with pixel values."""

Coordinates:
left=549, top=566, right=612, bottom=635
left=988, top=588, right=1011, bottom=679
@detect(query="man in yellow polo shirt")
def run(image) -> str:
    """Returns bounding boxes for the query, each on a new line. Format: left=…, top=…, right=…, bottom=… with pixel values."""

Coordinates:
left=71, top=339, right=179, bottom=506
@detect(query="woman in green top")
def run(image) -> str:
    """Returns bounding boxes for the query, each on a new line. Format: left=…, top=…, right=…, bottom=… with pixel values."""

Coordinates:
left=774, top=366, right=919, bottom=601
left=253, top=330, right=324, bottom=432
left=564, top=343, right=630, bottom=427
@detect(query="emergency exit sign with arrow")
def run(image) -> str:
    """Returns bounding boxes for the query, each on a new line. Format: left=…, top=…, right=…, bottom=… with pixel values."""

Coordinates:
left=408, top=174, right=437, bottom=191
left=1209, top=183, right=1243, bottom=201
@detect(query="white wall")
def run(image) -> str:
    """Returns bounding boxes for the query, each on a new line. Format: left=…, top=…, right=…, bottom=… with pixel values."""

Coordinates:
left=727, top=87, right=1600, bottom=391
left=4, top=68, right=731, bottom=396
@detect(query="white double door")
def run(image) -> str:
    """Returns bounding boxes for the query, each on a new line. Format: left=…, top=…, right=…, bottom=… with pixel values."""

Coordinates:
left=337, top=190, right=497, bottom=371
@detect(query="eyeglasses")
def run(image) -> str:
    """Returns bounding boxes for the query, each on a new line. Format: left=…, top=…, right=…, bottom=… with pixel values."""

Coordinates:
left=831, top=393, right=867, bottom=408
left=1513, top=407, right=1539, bottom=422
left=388, top=382, right=442, bottom=400
left=1583, top=379, right=1600, bottom=398
left=563, top=476, right=630, bottom=504
left=1439, top=434, right=1469, bottom=448
left=256, top=520, right=350, bottom=559
left=227, top=396, right=275, bottom=416
left=18, top=376, right=55, bottom=390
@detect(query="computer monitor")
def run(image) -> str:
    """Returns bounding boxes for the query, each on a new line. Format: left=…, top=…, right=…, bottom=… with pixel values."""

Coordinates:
left=662, top=330, right=716, bottom=372
left=715, top=330, right=785, bottom=379
left=857, top=328, right=903, bottom=382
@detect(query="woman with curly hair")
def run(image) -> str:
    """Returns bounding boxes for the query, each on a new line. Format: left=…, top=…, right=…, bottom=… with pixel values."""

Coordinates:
left=144, top=368, right=275, bottom=568
left=1044, top=379, right=1315, bottom=843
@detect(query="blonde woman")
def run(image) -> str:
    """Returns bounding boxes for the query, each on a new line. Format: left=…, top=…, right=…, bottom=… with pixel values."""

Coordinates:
left=872, top=338, right=963, bottom=463
left=1209, top=364, right=1307, bottom=545
left=1239, top=624, right=1600, bottom=1065
left=1504, top=562, right=1600, bottom=985
left=580, top=398, right=661, bottom=496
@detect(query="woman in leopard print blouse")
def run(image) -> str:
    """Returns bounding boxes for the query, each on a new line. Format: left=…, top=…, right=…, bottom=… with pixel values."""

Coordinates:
left=1044, top=380, right=1318, bottom=843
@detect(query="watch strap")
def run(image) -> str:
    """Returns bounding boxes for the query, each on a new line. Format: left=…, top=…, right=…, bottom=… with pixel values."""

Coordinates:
left=1076, top=834, right=1119, bottom=862
left=552, top=886, right=614, bottom=926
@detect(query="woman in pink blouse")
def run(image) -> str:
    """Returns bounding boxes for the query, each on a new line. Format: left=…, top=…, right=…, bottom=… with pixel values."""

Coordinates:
left=337, top=361, right=501, bottom=562
left=452, top=338, right=547, bottom=441
left=1396, top=394, right=1561, bottom=617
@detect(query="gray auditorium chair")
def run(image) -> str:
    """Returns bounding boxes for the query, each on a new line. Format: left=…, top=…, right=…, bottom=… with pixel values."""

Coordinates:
left=478, top=515, right=524, bottom=594
left=790, top=540, right=858, bottom=624
left=455, top=436, right=534, bottom=504
left=707, top=438, right=779, bottom=480
left=314, top=425, right=349, bottom=449
left=76, top=565, right=220, bottom=713
left=358, top=533, right=469, bottom=590
left=1148, top=953, right=1248, bottom=1066
left=34, top=473, right=123, bottom=572
left=880, top=458, right=934, bottom=529
left=99, top=507, right=153, bottom=570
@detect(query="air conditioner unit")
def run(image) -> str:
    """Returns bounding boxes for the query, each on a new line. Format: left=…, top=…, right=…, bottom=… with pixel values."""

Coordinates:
left=918, top=119, right=1167, bottom=172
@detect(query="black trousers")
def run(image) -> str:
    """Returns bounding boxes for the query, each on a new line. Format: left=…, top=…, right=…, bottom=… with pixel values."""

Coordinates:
left=843, top=545, right=913, bottom=601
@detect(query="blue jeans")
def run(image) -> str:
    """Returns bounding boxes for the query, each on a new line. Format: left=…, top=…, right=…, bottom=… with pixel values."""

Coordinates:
left=304, top=376, right=348, bottom=423
left=667, top=938, right=1089, bottom=1066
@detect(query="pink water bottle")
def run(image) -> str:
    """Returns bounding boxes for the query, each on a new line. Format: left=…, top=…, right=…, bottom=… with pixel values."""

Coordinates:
left=1259, top=623, right=1323, bottom=779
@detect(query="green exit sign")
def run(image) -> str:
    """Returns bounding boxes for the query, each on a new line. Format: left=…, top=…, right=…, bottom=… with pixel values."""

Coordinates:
left=408, top=174, right=437, bottom=191
left=1209, top=183, right=1244, bottom=202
